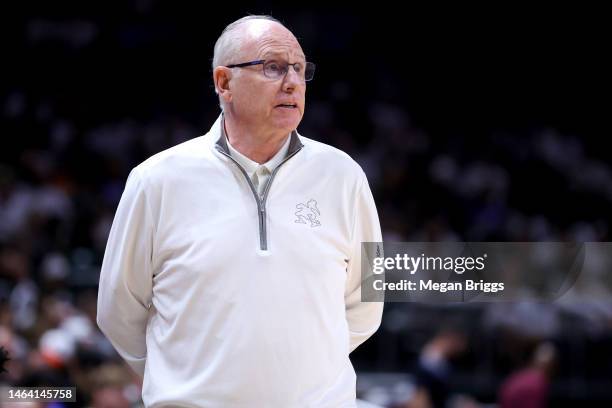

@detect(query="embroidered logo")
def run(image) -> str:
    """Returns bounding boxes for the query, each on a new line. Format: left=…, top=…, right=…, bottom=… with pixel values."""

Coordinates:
left=295, top=199, right=321, bottom=227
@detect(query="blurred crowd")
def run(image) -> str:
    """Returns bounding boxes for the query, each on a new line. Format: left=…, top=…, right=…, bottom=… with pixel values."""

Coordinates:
left=2, top=3, right=611, bottom=407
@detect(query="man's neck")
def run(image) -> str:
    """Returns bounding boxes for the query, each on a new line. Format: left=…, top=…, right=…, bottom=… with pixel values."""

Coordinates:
left=223, top=116, right=289, bottom=164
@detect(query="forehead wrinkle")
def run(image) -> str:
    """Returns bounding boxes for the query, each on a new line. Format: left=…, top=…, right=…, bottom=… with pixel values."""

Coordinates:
left=261, top=49, right=307, bottom=62
left=254, top=37, right=304, bottom=56
left=249, top=29, right=304, bottom=60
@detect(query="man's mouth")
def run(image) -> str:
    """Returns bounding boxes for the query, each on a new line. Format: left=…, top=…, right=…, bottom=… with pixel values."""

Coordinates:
left=275, top=104, right=297, bottom=109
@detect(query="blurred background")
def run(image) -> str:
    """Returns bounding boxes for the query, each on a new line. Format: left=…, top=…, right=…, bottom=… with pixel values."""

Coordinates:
left=1, top=2, right=611, bottom=407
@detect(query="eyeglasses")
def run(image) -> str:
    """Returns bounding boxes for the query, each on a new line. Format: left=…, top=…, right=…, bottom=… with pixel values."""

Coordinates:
left=226, top=59, right=316, bottom=82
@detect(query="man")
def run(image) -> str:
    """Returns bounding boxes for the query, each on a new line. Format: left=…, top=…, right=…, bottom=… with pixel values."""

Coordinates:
left=97, top=15, right=383, bottom=407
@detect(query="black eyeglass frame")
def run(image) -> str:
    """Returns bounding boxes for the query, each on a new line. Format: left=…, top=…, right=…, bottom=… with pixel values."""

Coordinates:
left=225, top=59, right=316, bottom=81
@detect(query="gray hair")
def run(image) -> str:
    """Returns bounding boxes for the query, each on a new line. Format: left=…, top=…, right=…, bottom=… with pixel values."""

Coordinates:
left=212, top=15, right=284, bottom=70
left=212, top=15, right=284, bottom=109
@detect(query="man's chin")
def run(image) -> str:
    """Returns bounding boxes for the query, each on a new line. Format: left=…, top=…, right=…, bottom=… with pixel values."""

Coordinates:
left=271, top=116, right=301, bottom=133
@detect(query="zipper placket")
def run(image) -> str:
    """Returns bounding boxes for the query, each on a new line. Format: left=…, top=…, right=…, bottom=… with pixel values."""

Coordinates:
left=216, top=146, right=303, bottom=251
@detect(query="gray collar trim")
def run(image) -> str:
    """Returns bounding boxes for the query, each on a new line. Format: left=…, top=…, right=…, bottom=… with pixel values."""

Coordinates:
left=214, top=115, right=304, bottom=157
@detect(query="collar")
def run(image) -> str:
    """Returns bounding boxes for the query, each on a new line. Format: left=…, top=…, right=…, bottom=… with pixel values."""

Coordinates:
left=215, top=114, right=304, bottom=171
left=225, top=130, right=291, bottom=175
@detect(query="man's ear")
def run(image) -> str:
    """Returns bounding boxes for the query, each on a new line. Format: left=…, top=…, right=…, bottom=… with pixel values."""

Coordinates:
left=213, top=66, right=232, bottom=104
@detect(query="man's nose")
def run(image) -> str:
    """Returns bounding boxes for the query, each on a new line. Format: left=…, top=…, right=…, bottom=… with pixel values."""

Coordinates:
left=282, top=65, right=302, bottom=91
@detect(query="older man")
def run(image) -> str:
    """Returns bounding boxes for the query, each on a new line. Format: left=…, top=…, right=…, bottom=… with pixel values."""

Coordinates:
left=97, top=15, right=383, bottom=407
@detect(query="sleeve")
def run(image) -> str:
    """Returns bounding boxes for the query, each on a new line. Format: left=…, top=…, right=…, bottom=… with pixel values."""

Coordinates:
left=97, top=167, right=154, bottom=377
left=345, top=171, right=384, bottom=353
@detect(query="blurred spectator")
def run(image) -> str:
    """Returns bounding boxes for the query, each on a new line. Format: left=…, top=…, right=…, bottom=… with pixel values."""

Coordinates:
left=499, top=342, right=557, bottom=408
left=403, top=329, right=468, bottom=408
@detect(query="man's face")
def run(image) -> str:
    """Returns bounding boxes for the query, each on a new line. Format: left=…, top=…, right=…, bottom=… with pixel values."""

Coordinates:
left=227, top=22, right=307, bottom=137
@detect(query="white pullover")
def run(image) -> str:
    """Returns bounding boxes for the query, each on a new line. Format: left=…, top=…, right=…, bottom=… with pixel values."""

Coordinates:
left=97, top=115, right=383, bottom=407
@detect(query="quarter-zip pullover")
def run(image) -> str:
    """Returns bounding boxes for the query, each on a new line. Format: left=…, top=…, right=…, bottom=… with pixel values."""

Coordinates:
left=97, top=114, right=384, bottom=407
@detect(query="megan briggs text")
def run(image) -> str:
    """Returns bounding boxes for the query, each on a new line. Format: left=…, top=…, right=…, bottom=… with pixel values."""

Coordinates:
left=373, top=279, right=505, bottom=293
